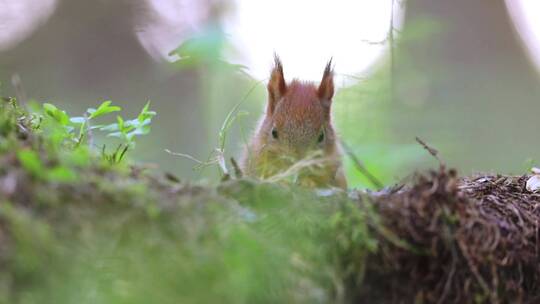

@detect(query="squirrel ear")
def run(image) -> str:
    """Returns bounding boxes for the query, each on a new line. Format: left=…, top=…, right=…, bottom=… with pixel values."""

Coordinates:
left=318, top=58, right=334, bottom=107
left=267, top=54, right=287, bottom=114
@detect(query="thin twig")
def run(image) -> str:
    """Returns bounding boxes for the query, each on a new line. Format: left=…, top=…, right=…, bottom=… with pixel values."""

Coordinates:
left=415, top=136, right=445, bottom=168
left=85, top=113, right=94, bottom=149
left=266, top=156, right=328, bottom=183
left=118, top=144, right=129, bottom=162
left=230, top=157, right=243, bottom=178
left=167, top=78, right=264, bottom=178
left=218, top=78, right=265, bottom=151
left=11, top=73, right=27, bottom=108
left=165, top=149, right=205, bottom=164
left=336, top=72, right=367, bottom=82
left=340, top=140, right=384, bottom=189
left=214, top=148, right=229, bottom=176
left=360, top=38, right=389, bottom=45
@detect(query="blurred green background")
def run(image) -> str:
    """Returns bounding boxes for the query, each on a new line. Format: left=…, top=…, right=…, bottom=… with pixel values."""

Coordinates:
left=1, top=0, right=540, bottom=188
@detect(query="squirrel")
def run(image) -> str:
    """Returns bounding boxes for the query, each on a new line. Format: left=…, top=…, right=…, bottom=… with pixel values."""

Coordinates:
left=241, top=55, right=347, bottom=189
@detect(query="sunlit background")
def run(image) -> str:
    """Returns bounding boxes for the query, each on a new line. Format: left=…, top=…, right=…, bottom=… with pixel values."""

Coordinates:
left=1, top=0, right=540, bottom=187
left=506, top=0, right=540, bottom=70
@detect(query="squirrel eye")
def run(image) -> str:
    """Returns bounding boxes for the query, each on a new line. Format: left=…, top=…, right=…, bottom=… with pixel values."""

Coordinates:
left=271, top=128, right=278, bottom=139
left=317, top=130, right=325, bottom=143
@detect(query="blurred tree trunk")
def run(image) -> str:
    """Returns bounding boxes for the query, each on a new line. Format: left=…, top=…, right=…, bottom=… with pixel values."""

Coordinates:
left=397, top=0, right=540, bottom=105
left=391, top=0, right=540, bottom=172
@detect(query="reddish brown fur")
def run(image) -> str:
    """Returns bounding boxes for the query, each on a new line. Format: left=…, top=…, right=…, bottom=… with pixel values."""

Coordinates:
left=241, top=56, right=347, bottom=189
left=266, top=54, right=287, bottom=115
left=318, top=58, right=335, bottom=102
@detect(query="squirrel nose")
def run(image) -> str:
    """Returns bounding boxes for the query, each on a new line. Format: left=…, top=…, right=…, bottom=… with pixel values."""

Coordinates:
left=290, top=145, right=308, bottom=159
left=280, top=143, right=301, bottom=159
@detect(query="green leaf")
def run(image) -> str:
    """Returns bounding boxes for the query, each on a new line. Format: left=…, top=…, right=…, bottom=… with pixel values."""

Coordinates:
left=99, top=123, right=119, bottom=132
left=117, top=115, right=125, bottom=130
left=138, top=101, right=156, bottom=123
left=43, top=103, right=70, bottom=126
left=17, top=150, right=45, bottom=179
left=141, top=100, right=151, bottom=114
left=126, top=127, right=148, bottom=140
left=70, top=117, right=86, bottom=124
left=124, top=118, right=140, bottom=128
left=43, top=103, right=57, bottom=113
left=47, top=166, right=77, bottom=183
left=107, top=132, right=122, bottom=138
left=88, top=124, right=104, bottom=130
left=169, top=27, right=226, bottom=65
left=88, top=100, right=121, bottom=119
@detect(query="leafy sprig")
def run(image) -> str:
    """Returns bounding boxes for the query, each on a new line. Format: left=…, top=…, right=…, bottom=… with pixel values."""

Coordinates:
left=41, top=100, right=155, bottom=163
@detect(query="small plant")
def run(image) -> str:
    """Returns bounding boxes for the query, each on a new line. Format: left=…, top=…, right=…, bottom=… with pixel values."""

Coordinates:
left=100, top=101, right=156, bottom=148
left=40, top=100, right=155, bottom=163
left=100, top=144, right=129, bottom=164
left=4, top=98, right=156, bottom=181
left=166, top=80, right=261, bottom=178
left=70, top=100, right=121, bottom=146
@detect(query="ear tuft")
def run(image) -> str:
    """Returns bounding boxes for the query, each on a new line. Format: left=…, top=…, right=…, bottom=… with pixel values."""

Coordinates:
left=318, top=58, right=334, bottom=106
left=267, top=54, right=287, bottom=114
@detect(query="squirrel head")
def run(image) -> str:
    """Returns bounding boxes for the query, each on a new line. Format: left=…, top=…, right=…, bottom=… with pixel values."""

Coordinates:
left=260, top=55, right=336, bottom=159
